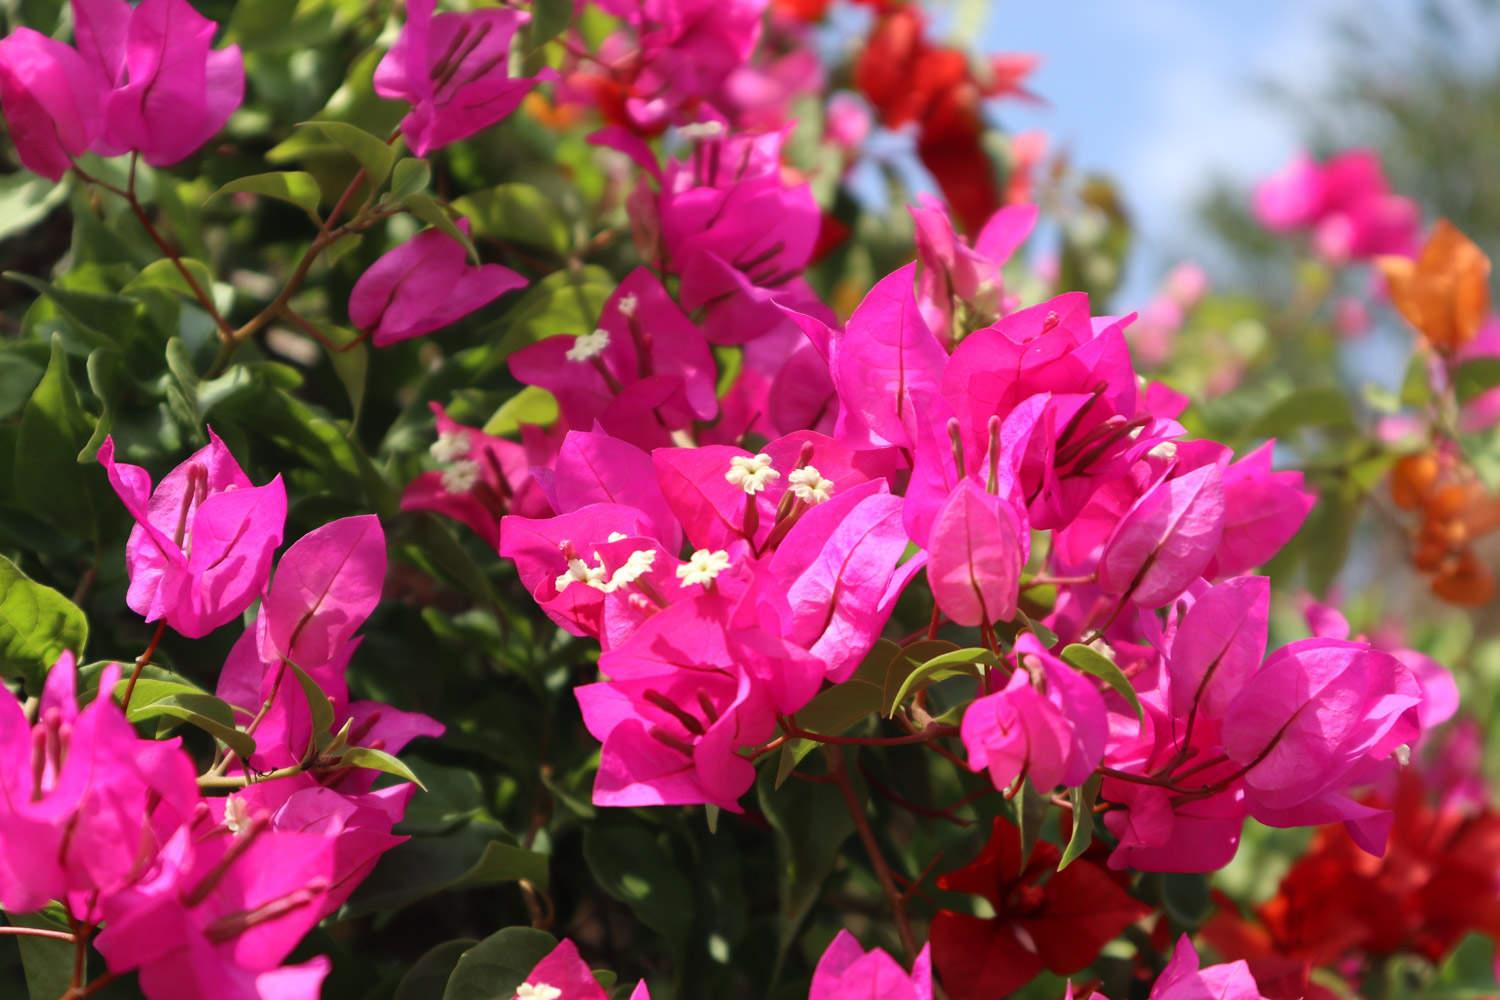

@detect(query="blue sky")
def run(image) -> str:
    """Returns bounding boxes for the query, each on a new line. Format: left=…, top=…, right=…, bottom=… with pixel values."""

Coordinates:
left=978, top=1, right=1351, bottom=296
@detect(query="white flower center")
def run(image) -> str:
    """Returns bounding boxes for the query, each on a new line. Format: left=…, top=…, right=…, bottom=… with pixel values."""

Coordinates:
left=566, top=329, right=611, bottom=362
left=441, top=459, right=482, bottom=494
left=429, top=431, right=471, bottom=464
left=516, top=985, right=562, bottom=1000
left=1394, top=744, right=1411, bottom=766
left=725, top=453, right=780, bottom=495
left=555, top=554, right=608, bottom=593
left=606, top=548, right=657, bottom=591
left=617, top=293, right=639, bottom=318
left=788, top=466, right=834, bottom=504
left=1147, top=441, right=1178, bottom=460
left=679, top=120, right=725, bottom=140
left=607, top=531, right=629, bottom=542
left=677, top=549, right=731, bottom=586
left=224, top=795, right=250, bottom=835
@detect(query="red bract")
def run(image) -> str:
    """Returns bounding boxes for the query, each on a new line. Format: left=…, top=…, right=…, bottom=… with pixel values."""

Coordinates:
left=931, top=817, right=1150, bottom=999
left=854, top=6, right=1037, bottom=232
left=1205, top=773, right=1500, bottom=972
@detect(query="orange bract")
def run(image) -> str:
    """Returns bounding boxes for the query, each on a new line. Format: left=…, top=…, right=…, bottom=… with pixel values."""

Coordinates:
left=1378, top=219, right=1492, bottom=353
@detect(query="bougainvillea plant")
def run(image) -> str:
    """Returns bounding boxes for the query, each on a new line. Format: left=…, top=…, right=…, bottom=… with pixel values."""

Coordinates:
left=0, top=0, right=1495, bottom=998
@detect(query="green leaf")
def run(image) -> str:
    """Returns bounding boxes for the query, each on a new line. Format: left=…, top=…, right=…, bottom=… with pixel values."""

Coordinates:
left=0, top=171, right=68, bottom=242
left=6, top=909, right=73, bottom=1000
left=16, top=336, right=101, bottom=537
left=454, top=183, right=570, bottom=255
left=1018, top=609, right=1059, bottom=649
left=8, top=271, right=139, bottom=350
left=881, top=638, right=959, bottom=716
left=1454, top=358, right=1500, bottom=405
left=1250, top=386, right=1355, bottom=438
left=483, top=385, right=558, bottom=436
left=443, top=928, right=557, bottom=1000
left=287, top=660, right=336, bottom=748
left=126, top=693, right=256, bottom=760
left=337, top=745, right=428, bottom=790
left=775, top=640, right=893, bottom=786
left=345, top=827, right=548, bottom=917
left=494, top=266, right=614, bottom=358
left=757, top=765, right=855, bottom=972
left=388, top=158, right=432, bottom=202
left=526, top=0, right=573, bottom=51
left=405, top=193, right=478, bottom=262
left=583, top=818, right=695, bottom=951
left=394, top=939, right=478, bottom=1000
left=885, top=645, right=993, bottom=718
left=1060, top=643, right=1143, bottom=720
left=1016, top=779, right=1048, bottom=875
left=1058, top=774, right=1101, bottom=870
left=0, top=349, right=45, bottom=422
left=1400, top=352, right=1432, bottom=407
left=1161, top=872, right=1213, bottom=929
left=81, top=348, right=127, bottom=458
left=209, top=171, right=323, bottom=221
left=293, top=121, right=397, bottom=187
left=318, top=325, right=368, bottom=425
left=0, top=553, right=88, bottom=693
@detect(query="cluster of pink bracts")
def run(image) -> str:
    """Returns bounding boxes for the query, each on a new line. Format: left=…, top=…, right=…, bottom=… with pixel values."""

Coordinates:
left=0, top=0, right=1464, bottom=995
left=0, top=434, right=442, bottom=997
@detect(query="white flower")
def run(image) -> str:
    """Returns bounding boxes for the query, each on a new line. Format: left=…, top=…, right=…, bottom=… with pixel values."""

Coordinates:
left=617, top=293, right=639, bottom=318
left=787, top=465, right=834, bottom=504
left=1394, top=744, right=1412, bottom=766
left=566, top=328, right=611, bottom=362
left=515, top=985, right=562, bottom=1000
left=441, top=459, right=482, bottom=494
left=678, top=120, right=725, bottom=140
left=1147, top=441, right=1178, bottom=461
left=677, top=549, right=731, bottom=587
left=555, top=555, right=608, bottom=593
left=606, top=548, right=657, bottom=591
left=725, top=453, right=779, bottom=495
left=429, top=430, right=471, bottom=464
left=224, top=795, right=250, bottom=836
left=607, top=531, right=629, bottom=542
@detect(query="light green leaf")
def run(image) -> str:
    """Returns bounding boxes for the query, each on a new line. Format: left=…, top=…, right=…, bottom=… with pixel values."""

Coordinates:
left=1250, top=386, right=1355, bottom=438
left=388, top=158, right=432, bottom=202
left=0, top=171, right=67, bottom=242
left=127, top=693, right=256, bottom=760
left=454, top=183, right=570, bottom=255
left=1016, top=779, right=1048, bottom=875
left=405, top=193, right=477, bottom=262
left=1058, top=774, right=1101, bottom=870
left=209, top=171, right=323, bottom=221
left=293, top=121, right=397, bottom=187
left=886, top=645, right=994, bottom=718
left=1060, top=643, right=1143, bottom=720
left=483, top=385, right=558, bottom=436
left=287, top=660, right=336, bottom=748
left=337, top=745, right=428, bottom=790
left=495, top=266, right=614, bottom=358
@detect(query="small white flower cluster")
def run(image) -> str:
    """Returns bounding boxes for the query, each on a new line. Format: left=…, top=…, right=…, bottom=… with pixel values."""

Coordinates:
left=515, top=985, right=561, bottom=1000
left=677, top=548, right=731, bottom=586
left=617, top=293, right=639, bottom=318
left=555, top=545, right=658, bottom=595
left=725, top=453, right=780, bottom=494
left=431, top=431, right=482, bottom=495
left=788, top=465, right=834, bottom=504
left=566, top=328, right=611, bottom=362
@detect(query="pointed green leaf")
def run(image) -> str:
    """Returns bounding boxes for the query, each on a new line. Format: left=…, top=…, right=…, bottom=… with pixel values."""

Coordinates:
left=337, top=745, right=428, bottom=789
left=387, top=158, right=432, bottom=202
left=127, top=693, right=256, bottom=760
left=404, top=193, right=477, bottom=262
left=443, top=928, right=557, bottom=1000
left=483, top=385, right=557, bottom=436
left=886, top=645, right=994, bottom=718
left=1058, top=774, right=1101, bottom=870
left=293, top=121, right=397, bottom=187
left=1061, top=643, right=1143, bottom=720
left=0, top=549, right=92, bottom=688
left=286, top=659, right=336, bottom=747
left=209, top=171, right=323, bottom=222
left=16, top=336, right=100, bottom=537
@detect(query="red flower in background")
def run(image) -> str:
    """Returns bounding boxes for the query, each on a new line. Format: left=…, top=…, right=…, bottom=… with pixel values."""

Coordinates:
left=930, top=817, right=1150, bottom=1000
left=1205, top=773, right=1500, bottom=976
left=854, top=5, right=1039, bottom=233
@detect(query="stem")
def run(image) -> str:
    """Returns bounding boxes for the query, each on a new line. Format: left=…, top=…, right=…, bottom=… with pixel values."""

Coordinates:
left=196, top=763, right=306, bottom=790
left=780, top=716, right=957, bottom=747
left=113, top=155, right=234, bottom=340
left=120, top=621, right=168, bottom=714
left=0, top=926, right=74, bottom=942
left=825, top=746, right=917, bottom=962
left=67, top=971, right=118, bottom=999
